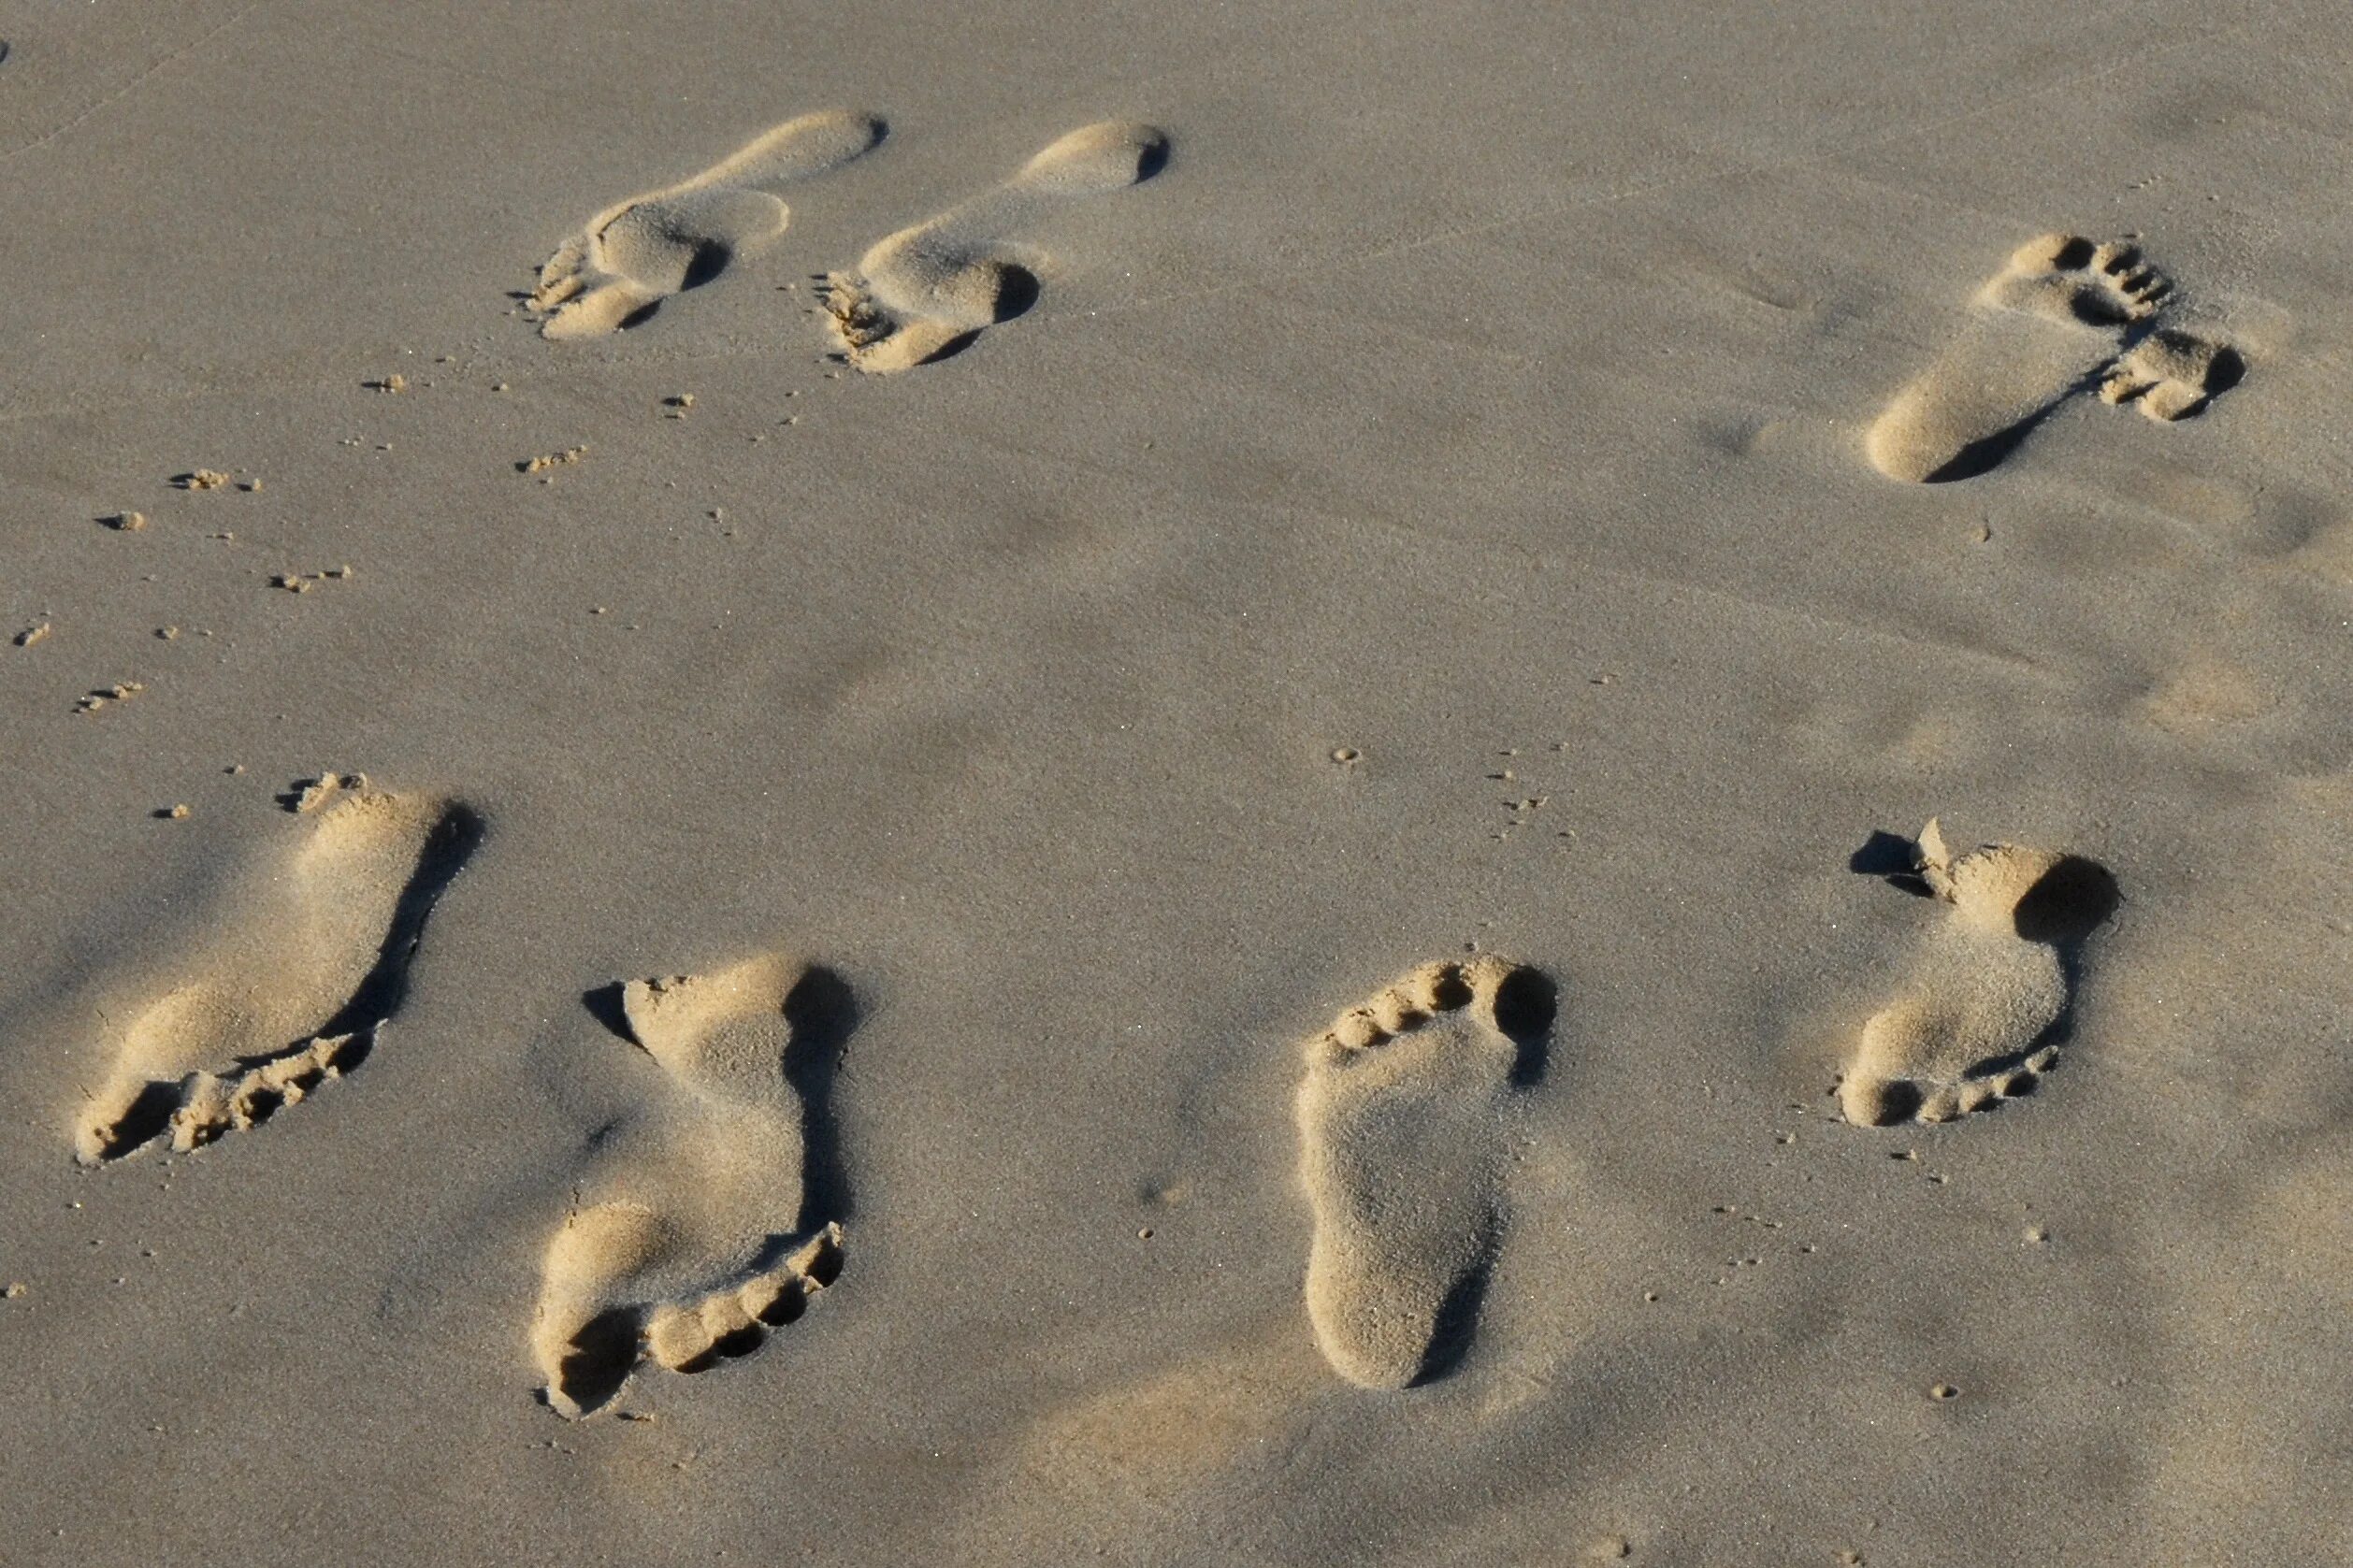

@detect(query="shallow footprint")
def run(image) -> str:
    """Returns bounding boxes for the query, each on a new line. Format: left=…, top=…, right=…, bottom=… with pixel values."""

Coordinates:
left=1867, top=234, right=2180, bottom=482
left=1295, top=957, right=1552, bottom=1389
left=530, top=109, right=886, bottom=340
left=531, top=955, right=850, bottom=1417
left=2100, top=326, right=2244, bottom=422
left=72, top=783, right=480, bottom=1164
left=820, top=120, right=1169, bottom=372
left=1840, top=819, right=2119, bottom=1127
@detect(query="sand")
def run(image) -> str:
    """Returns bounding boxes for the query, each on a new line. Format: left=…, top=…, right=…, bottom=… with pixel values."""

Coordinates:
left=1, top=2, right=2348, bottom=1564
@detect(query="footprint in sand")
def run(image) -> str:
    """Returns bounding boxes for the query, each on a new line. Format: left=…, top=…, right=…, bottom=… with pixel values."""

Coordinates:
left=1867, top=234, right=2241, bottom=482
left=531, top=955, right=850, bottom=1417
left=529, top=109, right=887, bottom=340
left=71, top=782, right=481, bottom=1164
left=1295, top=957, right=1553, bottom=1389
left=820, top=120, right=1170, bottom=372
left=1839, top=819, right=2119, bottom=1128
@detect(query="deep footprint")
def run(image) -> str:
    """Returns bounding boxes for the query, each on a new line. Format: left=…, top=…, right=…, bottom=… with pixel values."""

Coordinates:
left=1867, top=233, right=2230, bottom=482
left=531, top=955, right=852, bottom=1417
left=530, top=109, right=886, bottom=340
left=820, top=120, right=1169, bottom=372
left=72, top=783, right=480, bottom=1164
left=1839, top=819, right=2119, bottom=1127
left=1295, top=957, right=1552, bottom=1389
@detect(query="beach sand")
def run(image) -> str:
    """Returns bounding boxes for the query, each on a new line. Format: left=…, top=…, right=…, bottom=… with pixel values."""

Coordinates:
left=1, top=2, right=2347, bottom=1563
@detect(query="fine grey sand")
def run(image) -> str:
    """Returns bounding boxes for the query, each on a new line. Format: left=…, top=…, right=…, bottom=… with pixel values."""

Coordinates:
left=2, top=3, right=2349, bottom=1566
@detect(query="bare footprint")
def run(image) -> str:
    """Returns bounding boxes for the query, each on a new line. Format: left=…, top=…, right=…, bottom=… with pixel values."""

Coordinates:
left=1295, top=957, right=1552, bottom=1389
left=1867, top=234, right=2231, bottom=482
left=2100, top=326, right=2243, bottom=422
left=1839, top=819, right=2119, bottom=1127
left=820, top=120, right=1169, bottom=372
left=529, top=109, right=886, bottom=340
left=72, top=784, right=481, bottom=1163
left=531, top=955, right=850, bottom=1417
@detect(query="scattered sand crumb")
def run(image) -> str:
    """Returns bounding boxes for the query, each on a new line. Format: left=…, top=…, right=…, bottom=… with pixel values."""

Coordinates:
left=75, top=681, right=145, bottom=715
left=157, top=804, right=191, bottom=821
left=271, top=567, right=353, bottom=592
left=108, top=511, right=147, bottom=531
left=368, top=373, right=408, bottom=393
left=174, top=469, right=233, bottom=490
left=519, top=445, right=588, bottom=474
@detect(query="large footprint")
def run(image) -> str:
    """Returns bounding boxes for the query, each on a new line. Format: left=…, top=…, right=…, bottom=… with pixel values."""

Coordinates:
left=1295, top=957, right=1552, bottom=1389
left=1839, top=819, right=2119, bottom=1127
left=1866, top=234, right=2234, bottom=482
left=531, top=955, right=849, bottom=1418
left=529, top=109, right=887, bottom=341
left=820, top=120, right=1169, bottom=372
left=71, top=781, right=481, bottom=1163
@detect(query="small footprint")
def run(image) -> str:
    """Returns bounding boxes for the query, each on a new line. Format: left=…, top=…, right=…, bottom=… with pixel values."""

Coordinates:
left=2099, top=327, right=2241, bottom=422
left=72, top=785, right=481, bottom=1163
left=529, top=109, right=886, bottom=340
left=1839, top=819, right=2118, bottom=1127
left=1867, top=234, right=2236, bottom=482
left=820, top=121, right=1169, bottom=372
left=1295, top=957, right=1553, bottom=1389
left=531, top=955, right=850, bottom=1417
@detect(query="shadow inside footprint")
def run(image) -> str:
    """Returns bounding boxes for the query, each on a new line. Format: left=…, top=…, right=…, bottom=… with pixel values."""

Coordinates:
left=1413, top=1252, right=1496, bottom=1388
left=312, top=804, right=485, bottom=1041
left=2014, top=855, right=2122, bottom=945
left=94, top=1080, right=184, bottom=1162
left=1490, top=964, right=1559, bottom=1086
left=546, top=1306, right=642, bottom=1416
left=1920, top=409, right=2059, bottom=483
left=783, top=965, right=859, bottom=1225
left=2203, top=345, right=2248, bottom=402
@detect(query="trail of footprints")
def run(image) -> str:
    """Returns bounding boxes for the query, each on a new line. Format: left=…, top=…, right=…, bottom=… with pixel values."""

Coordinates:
left=527, top=112, right=1169, bottom=365
left=36, top=137, right=2177, bottom=1414
left=45, top=784, right=2115, bottom=1404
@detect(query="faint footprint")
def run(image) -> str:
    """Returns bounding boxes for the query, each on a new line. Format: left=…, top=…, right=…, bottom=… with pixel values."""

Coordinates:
left=820, top=120, right=1169, bottom=372
left=529, top=109, right=886, bottom=340
left=1839, top=819, right=2119, bottom=1127
left=72, top=784, right=481, bottom=1163
left=1867, top=234, right=2232, bottom=482
left=1295, top=957, right=1552, bottom=1389
left=531, top=955, right=850, bottom=1417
